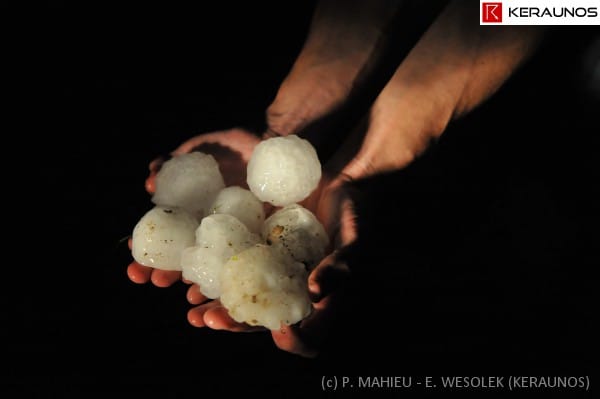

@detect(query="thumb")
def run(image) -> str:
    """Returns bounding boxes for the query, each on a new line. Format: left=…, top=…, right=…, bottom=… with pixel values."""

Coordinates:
left=308, top=252, right=350, bottom=303
left=144, top=155, right=168, bottom=194
left=340, top=148, right=415, bottom=182
left=339, top=130, right=420, bottom=181
left=339, top=155, right=377, bottom=182
left=310, top=191, right=357, bottom=303
left=315, top=174, right=358, bottom=247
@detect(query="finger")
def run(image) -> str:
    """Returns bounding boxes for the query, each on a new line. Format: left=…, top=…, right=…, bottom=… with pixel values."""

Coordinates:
left=149, top=156, right=166, bottom=173
left=187, top=301, right=220, bottom=327
left=186, top=284, right=208, bottom=305
left=144, top=173, right=157, bottom=194
left=145, top=156, right=167, bottom=194
left=338, top=195, right=358, bottom=246
left=187, top=301, right=262, bottom=332
left=314, top=174, right=354, bottom=241
left=308, top=257, right=350, bottom=303
left=150, top=270, right=181, bottom=287
left=202, top=306, right=264, bottom=332
left=127, top=261, right=153, bottom=284
left=127, top=237, right=132, bottom=250
left=271, top=291, right=343, bottom=358
left=272, top=302, right=339, bottom=359
left=271, top=325, right=318, bottom=358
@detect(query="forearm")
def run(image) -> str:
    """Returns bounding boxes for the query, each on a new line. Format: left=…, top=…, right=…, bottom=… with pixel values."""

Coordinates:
left=343, top=1, right=545, bottom=179
left=266, top=0, right=404, bottom=137
left=386, top=0, right=545, bottom=125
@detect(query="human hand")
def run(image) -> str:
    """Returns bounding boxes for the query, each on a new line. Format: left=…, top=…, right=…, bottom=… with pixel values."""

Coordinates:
left=177, top=0, right=415, bottom=348
left=184, top=168, right=356, bottom=357
left=268, top=0, right=544, bottom=180
left=126, top=128, right=261, bottom=287
left=128, top=0, right=544, bottom=357
left=124, top=123, right=353, bottom=357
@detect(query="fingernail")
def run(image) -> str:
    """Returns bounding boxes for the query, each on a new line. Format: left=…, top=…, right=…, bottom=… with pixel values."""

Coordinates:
left=308, top=280, right=319, bottom=294
left=308, top=281, right=322, bottom=302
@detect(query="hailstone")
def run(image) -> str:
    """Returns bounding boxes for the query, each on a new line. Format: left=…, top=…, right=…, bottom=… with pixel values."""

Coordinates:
left=132, top=205, right=198, bottom=271
left=247, top=135, right=321, bottom=206
left=208, top=186, right=265, bottom=234
left=151, top=152, right=225, bottom=220
left=131, top=134, right=330, bottom=329
left=180, top=214, right=260, bottom=299
left=262, top=204, right=329, bottom=269
left=220, top=244, right=312, bottom=330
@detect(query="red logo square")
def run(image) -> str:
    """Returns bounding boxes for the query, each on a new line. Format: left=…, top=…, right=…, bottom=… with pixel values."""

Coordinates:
left=482, top=2, right=502, bottom=23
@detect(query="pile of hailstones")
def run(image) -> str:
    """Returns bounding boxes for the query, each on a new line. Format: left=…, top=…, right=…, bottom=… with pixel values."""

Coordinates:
left=131, top=135, right=328, bottom=330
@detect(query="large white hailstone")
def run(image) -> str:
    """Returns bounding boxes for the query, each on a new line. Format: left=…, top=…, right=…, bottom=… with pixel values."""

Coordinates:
left=181, top=214, right=260, bottom=299
left=247, top=135, right=321, bottom=206
left=220, top=244, right=312, bottom=330
left=152, top=152, right=225, bottom=220
left=208, top=186, right=265, bottom=234
left=262, top=204, right=329, bottom=269
left=132, top=205, right=198, bottom=271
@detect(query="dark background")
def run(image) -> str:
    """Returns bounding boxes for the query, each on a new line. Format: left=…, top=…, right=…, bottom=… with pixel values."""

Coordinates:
left=3, top=1, right=599, bottom=397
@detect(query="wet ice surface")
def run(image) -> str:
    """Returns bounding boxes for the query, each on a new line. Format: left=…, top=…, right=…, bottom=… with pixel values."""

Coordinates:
left=247, top=135, right=321, bottom=206
left=152, top=152, right=225, bottom=220
left=132, top=205, right=198, bottom=271
left=220, top=244, right=312, bottom=330
left=181, top=214, right=260, bottom=299
left=208, top=186, right=265, bottom=234
left=132, top=143, right=325, bottom=329
left=262, top=204, right=329, bottom=269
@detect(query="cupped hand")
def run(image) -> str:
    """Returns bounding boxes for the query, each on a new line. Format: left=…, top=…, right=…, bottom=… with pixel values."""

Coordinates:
left=184, top=161, right=357, bottom=357
left=127, top=128, right=262, bottom=287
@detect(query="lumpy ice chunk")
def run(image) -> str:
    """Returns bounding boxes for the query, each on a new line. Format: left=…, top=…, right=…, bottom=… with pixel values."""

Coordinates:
left=220, top=244, right=312, bottom=330
left=180, top=214, right=260, bottom=299
left=152, top=152, right=225, bottom=220
left=247, top=135, right=321, bottom=206
left=262, top=204, right=329, bottom=269
left=208, top=186, right=265, bottom=234
left=132, top=205, right=198, bottom=271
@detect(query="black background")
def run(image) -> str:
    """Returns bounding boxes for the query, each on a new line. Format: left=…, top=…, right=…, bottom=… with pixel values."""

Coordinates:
left=3, top=1, right=599, bottom=397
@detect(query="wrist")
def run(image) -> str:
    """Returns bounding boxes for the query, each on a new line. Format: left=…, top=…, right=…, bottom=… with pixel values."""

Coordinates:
left=265, top=65, right=350, bottom=138
left=371, top=76, right=456, bottom=143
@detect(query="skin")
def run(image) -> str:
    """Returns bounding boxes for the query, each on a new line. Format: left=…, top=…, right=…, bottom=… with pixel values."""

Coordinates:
left=127, top=0, right=545, bottom=357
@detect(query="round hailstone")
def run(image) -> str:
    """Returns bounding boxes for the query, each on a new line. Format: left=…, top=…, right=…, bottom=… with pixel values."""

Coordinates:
left=181, top=214, right=260, bottom=299
left=262, top=204, right=329, bottom=269
left=208, top=186, right=265, bottom=234
left=247, top=135, right=321, bottom=206
left=132, top=205, right=198, bottom=271
left=220, top=244, right=312, bottom=330
left=152, top=152, right=225, bottom=220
